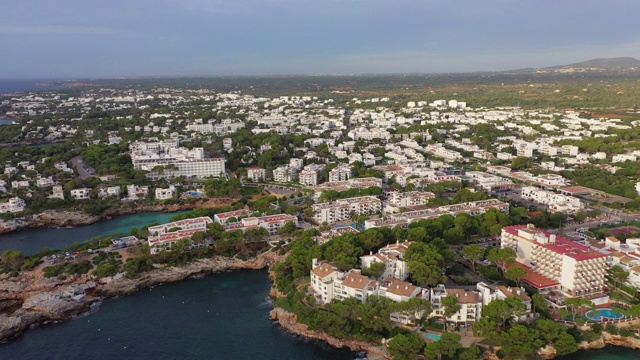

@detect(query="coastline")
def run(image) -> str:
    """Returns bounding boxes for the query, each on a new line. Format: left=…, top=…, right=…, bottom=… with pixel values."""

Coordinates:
left=0, top=250, right=283, bottom=342
left=0, top=203, right=199, bottom=235
left=269, top=307, right=390, bottom=360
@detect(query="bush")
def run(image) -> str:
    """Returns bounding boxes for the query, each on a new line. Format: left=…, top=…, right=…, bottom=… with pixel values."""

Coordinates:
left=580, top=330, right=600, bottom=343
left=592, top=323, right=603, bottom=334
left=619, top=328, right=636, bottom=338
left=605, top=323, right=619, bottom=335
left=478, top=265, right=503, bottom=281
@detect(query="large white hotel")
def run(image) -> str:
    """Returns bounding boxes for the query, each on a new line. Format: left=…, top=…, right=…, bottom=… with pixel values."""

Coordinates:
left=501, top=224, right=607, bottom=300
left=130, top=139, right=225, bottom=179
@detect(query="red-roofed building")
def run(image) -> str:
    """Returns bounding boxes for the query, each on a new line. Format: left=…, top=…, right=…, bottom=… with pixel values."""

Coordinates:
left=501, top=224, right=607, bottom=298
left=147, top=217, right=213, bottom=254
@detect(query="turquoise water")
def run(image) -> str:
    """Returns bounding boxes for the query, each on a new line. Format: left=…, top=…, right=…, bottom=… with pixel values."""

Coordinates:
left=586, top=308, right=625, bottom=321
left=0, top=118, right=14, bottom=125
left=558, top=345, right=639, bottom=359
left=0, top=270, right=356, bottom=360
left=425, top=332, right=441, bottom=341
left=0, top=211, right=189, bottom=255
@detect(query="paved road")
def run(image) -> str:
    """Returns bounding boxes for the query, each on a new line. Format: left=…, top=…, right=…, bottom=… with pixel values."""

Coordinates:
left=70, top=156, right=95, bottom=179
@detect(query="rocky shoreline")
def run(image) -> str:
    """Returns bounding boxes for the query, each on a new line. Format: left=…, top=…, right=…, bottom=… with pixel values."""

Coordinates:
left=0, top=251, right=282, bottom=341
left=269, top=307, right=390, bottom=360
left=0, top=203, right=198, bottom=234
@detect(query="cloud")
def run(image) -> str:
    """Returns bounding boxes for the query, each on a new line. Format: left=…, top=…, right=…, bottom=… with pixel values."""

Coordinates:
left=0, top=24, right=120, bottom=35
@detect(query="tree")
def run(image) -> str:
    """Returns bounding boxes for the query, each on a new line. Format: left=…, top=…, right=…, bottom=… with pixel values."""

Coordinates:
left=441, top=295, right=461, bottom=332
left=609, top=265, right=629, bottom=290
left=486, top=247, right=516, bottom=267
left=535, top=319, right=565, bottom=344
left=278, top=221, right=298, bottom=235
left=554, top=332, right=578, bottom=356
left=504, top=266, right=527, bottom=286
left=565, top=297, right=595, bottom=322
left=405, top=243, right=447, bottom=287
left=499, top=324, right=544, bottom=359
left=0, top=249, right=25, bottom=270
left=532, top=293, right=549, bottom=316
left=387, top=333, right=425, bottom=360
left=458, top=346, right=483, bottom=360
left=461, top=244, right=483, bottom=273
left=482, top=298, right=526, bottom=331
left=471, top=316, right=499, bottom=338
left=361, top=261, right=386, bottom=279
left=438, top=332, right=462, bottom=358
left=511, top=156, right=533, bottom=170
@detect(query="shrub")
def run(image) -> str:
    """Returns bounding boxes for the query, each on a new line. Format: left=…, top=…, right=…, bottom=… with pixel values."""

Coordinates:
left=605, top=323, right=619, bottom=335
left=592, top=323, right=603, bottom=334
left=619, top=328, right=635, bottom=338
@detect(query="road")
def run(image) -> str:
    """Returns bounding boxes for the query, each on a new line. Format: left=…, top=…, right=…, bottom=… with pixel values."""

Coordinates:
left=70, top=156, right=96, bottom=179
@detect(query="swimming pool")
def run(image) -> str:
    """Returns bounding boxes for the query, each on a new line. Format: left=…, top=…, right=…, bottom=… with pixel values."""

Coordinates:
left=425, top=333, right=441, bottom=341
left=585, top=308, right=625, bottom=321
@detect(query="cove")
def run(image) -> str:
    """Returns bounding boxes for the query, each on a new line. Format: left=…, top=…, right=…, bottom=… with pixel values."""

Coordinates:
left=0, top=211, right=189, bottom=255
left=0, top=270, right=357, bottom=360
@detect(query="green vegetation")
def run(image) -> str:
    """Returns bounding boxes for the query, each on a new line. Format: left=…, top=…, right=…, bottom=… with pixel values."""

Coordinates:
left=43, top=261, right=93, bottom=278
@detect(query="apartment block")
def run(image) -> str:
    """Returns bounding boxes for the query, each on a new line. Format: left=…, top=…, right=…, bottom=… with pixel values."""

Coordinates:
left=313, top=196, right=382, bottom=224
left=224, top=214, right=298, bottom=235
left=360, top=241, right=412, bottom=280
left=387, top=191, right=435, bottom=208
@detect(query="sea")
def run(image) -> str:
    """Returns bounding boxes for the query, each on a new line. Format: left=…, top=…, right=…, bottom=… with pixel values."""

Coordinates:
left=0, top=270, right=357, bottom=360
left=0, top=211, right=190, bottom=255
left=0, top=79, right=67, bottom=96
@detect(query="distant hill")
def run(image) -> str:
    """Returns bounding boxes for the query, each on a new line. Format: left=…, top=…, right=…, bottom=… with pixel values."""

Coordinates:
left=516, top=57, right=640, bottom=74
left=554, top=57, right=640, bottom=69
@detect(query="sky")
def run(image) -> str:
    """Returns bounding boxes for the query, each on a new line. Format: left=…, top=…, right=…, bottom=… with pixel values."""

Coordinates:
left=2, top=0, right=640, bottom=78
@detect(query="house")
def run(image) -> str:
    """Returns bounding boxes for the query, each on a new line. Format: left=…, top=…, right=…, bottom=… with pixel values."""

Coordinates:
left=155, top=186, right=176, bottom=200
left=378, top=277, right=423, bottom=302
left=98, top=186, right=121, bottom=198
left=49, top=185, right=65, bottom=200
left=70, top=188, right=91, bottom=200
left=0, top=197, right=26, bottom=213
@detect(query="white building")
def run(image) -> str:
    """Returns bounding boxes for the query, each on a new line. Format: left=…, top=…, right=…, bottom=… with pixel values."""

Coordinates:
left=299, top=164, right=325, bottom=186
left=328, top=164, right=352, bottom=182
left=126, top=185, right=149, bottom=200
left=70, top=188, right=91, bottom=200
left=130, top=140, right=225, bottom=179
left=313, top=196, right=382, bottom=224
left=246, top=167, right=266, bottom=182
left=387, top=191, right=435, bottom=208
left=35, top=176, right=55, bottom=188
left=501, top=224, right=608, bottom=298
left=520, top=186, right=582, bottom=213
left=430, top=285, right=483, bottom=325
left=49, top=185, right=65, bottom=200
left=147, top=217, right=213, bottom=254
left=0, top=197, right=26, bottom=213
left=98, top=186, right=121, bottom=198
left=360, top=241, right=412, bottom=280
left=155, top=186, right=176, bottom=200
left=273, top=166, right=294, bottom=183
left=224, top=214, right=298, bottom=235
